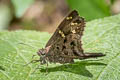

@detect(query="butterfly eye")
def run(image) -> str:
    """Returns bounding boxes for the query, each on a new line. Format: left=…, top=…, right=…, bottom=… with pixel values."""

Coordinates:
left=37, top=49, right=45, bottom=56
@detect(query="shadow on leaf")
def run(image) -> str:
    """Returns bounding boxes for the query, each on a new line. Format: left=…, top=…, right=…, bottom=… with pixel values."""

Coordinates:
left=40, top=61, right=106, bottom=78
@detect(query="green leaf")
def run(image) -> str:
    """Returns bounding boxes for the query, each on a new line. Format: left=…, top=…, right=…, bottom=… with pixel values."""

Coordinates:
left=110, top=0, right=116, bottom=4
left=0, top=13, right=120, bottom=80
left=66, top=0, right=111, bottom=21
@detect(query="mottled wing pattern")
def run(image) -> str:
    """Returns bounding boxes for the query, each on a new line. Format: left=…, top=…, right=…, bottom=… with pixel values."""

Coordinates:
left=45, top=10, right=86, bottom=63
left=45, top=10, right=83, bottom=47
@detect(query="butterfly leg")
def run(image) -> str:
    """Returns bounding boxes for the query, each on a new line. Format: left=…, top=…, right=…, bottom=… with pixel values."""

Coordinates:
left=24, top=59, right=40, bottom=66
left=45, top=57, right=49, bottom=73
left=31, top=64, right=41, bottom=74
left=32, top=54, right=37, bottom=59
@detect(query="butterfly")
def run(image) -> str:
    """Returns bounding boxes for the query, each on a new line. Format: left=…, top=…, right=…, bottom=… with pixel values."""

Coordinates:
left=33, top=10, right=105, bottom=65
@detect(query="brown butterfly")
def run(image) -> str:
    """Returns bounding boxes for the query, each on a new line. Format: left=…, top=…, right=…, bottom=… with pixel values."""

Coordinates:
left=33, top=10, right=105, bottom=65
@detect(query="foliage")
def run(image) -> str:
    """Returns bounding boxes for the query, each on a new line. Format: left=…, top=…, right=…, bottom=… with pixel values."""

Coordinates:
left=67, top=0, right=111, bottom=21
left=110, top=0, right=116, bottom=4
left=0, top=13, right=120, bottom=80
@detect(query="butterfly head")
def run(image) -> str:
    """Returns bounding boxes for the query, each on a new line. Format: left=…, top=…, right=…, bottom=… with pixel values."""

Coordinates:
left=37, top=46, right=51, bottom=64
left=37, top=48, right=46, bottom=56
left=37, top=48, right=47, bottom=64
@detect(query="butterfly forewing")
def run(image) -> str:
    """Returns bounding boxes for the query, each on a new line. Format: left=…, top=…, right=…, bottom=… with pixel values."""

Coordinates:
left=44, top=10, right=86, bottom=63
left=45, top=10, right=82, bottom=47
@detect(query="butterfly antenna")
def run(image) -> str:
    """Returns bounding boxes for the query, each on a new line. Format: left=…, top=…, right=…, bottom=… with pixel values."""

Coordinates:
left=24, top=61, right=33, bottom=66
left=18, top=42, right=37, bottom=50
left=18, top=42, right=42, bottom=66
left=19, top=42, right=39, bottom=58
left=24, top=59, right=40, bottom=66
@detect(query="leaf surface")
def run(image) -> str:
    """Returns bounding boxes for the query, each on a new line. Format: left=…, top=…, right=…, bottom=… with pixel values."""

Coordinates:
left=0, top=14, right=120, bottom=80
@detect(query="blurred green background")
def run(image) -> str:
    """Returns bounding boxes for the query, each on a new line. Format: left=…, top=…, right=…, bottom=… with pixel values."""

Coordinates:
left=0, top=0, right=119, bottom=32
